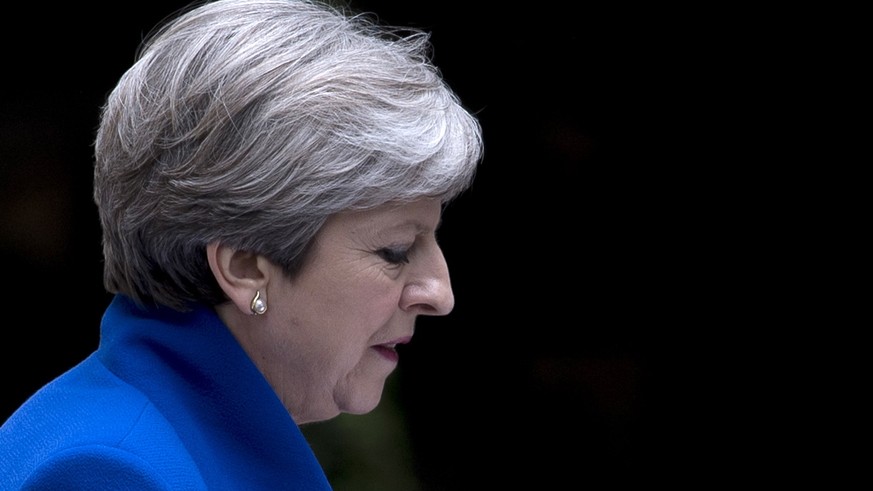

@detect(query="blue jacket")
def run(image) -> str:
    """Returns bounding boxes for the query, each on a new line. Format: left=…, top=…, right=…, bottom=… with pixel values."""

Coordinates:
left=0, top=295, right=332, bottom=490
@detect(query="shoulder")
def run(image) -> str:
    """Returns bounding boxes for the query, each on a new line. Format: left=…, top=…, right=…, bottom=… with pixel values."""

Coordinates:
left=18, top=444, right=179, bottom=490
left=1, top=356, right=207, bottom=489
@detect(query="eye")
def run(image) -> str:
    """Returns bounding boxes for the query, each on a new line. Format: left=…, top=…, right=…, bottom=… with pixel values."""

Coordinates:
left=376, top=247, right=410, bottom=265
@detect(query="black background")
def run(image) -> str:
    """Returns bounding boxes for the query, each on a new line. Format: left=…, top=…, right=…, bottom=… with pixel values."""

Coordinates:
left=0, top=1, right=704, bottom=488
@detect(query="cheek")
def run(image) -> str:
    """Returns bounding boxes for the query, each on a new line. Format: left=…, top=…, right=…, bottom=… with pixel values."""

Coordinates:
left=340, top=281, right=401, bottom=327
left=285, top=269, right=403, bottom=364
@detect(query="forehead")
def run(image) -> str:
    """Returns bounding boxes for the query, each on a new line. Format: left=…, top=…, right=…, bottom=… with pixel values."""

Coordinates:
left=323, top=199, right=443, bottom=237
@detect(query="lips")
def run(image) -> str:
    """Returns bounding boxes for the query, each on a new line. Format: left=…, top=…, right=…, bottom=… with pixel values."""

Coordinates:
left=372, top=336, right=412, bottom=363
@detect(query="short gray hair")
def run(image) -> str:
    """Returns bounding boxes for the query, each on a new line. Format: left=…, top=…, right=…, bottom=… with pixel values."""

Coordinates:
left=93, top=0, right=483, bottom=311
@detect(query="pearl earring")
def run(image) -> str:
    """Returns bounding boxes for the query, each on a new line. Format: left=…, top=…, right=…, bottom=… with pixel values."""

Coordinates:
left=250, top=290, right=267, bottom=315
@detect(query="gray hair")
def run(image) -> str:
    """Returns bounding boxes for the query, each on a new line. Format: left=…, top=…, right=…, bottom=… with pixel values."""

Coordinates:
left=93, top=0, right=483, bottom=311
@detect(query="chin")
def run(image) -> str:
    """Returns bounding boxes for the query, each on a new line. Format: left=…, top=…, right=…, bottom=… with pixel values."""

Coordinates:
left=345, top=397, right=382, bottom=415
left=342, top=384, right=386, bottom=416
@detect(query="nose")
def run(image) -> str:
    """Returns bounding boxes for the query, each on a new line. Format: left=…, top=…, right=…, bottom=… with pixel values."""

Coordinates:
left=400, top=242, right=455, bottom=316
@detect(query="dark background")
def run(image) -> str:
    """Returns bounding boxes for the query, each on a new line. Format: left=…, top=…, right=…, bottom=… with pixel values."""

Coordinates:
left=1, top=1, right=702, bottom=488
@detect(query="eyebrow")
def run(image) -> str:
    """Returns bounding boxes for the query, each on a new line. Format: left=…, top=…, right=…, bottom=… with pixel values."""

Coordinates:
left=385, top=220, right=429, bottom=234
left=367, top=215, right=443, bottom=237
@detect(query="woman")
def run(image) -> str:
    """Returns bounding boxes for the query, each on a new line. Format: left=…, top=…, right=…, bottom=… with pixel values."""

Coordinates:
left=0, top=0, right=482, bottom=488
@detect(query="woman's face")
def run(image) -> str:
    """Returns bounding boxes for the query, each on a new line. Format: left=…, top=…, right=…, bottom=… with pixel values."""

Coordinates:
left=247, top=198, right=454, bottom=424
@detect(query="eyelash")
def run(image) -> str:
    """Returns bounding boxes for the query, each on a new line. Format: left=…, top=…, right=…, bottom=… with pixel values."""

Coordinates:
left=377, top=247, right=410, bottom=265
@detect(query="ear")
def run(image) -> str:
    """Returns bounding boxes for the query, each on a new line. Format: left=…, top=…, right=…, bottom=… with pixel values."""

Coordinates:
left=206, top=242, right=273, bottom=316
